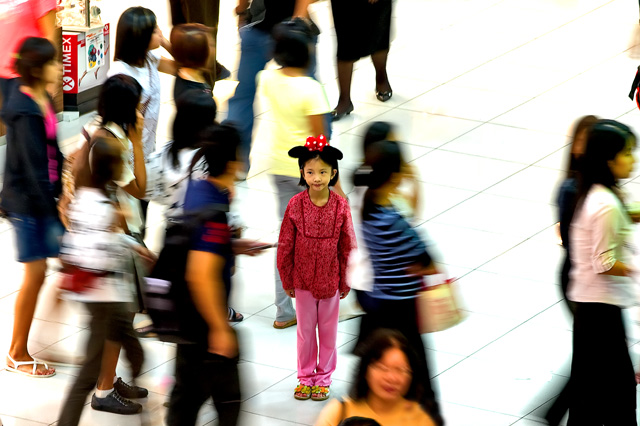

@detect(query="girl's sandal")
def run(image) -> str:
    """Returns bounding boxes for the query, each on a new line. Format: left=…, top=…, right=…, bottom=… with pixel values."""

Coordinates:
left=311, top=385, right=330, bottom=401
left=294, top=384, right=311, bottom=400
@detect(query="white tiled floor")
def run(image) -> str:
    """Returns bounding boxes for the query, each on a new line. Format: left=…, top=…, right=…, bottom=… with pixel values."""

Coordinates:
left=2, top=0, right=640, bottom=425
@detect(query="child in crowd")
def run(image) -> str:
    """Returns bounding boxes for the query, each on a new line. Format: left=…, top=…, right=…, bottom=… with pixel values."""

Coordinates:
left=256, top=19, right=343, bottom=330
left=2, top=37, right=63, bottom=378
left=57, top=137, right=152, bottom=425
left=170, top=23, right=214, bottom=99
left=277, top=140, right=356, bottom=401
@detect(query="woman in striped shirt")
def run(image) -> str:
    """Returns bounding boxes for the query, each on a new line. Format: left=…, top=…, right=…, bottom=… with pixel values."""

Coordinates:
left=353, top=140, right=444, bottom=426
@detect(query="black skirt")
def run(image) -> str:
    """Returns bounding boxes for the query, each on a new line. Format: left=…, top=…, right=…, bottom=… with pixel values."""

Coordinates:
left=330, top=0, right=392, bottom=61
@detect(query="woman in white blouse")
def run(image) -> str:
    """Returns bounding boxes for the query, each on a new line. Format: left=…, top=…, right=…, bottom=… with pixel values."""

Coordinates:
left=567, top=119, right=637, bottom=425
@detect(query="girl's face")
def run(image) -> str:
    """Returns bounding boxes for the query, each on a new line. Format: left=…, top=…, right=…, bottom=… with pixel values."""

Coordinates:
left=608, top=139, right=636, bottom=181
left=42, top=60, right=61, bottom=86
left=366, top=347, right=412, bottom=402
left=302, top=157, right=336, bottom=194
left=148, top=25, right=162, bottom=50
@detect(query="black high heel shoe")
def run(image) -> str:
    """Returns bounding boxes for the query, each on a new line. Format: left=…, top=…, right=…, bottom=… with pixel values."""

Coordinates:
left=376, top=89, right=393, bottom=102
left=330, top=103, right=354, bottom=122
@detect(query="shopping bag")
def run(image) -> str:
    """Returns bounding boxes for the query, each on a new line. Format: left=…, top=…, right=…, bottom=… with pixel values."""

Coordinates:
left=346, top=248, right=374, bottom=292
left=417, top=277, right=464, bottom=333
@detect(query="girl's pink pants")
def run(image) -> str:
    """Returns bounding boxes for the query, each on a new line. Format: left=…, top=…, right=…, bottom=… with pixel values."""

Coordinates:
left=295, top=289, right=340, bottom=387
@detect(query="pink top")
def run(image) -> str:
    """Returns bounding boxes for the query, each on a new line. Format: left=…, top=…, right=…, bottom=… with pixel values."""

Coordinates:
left=277, top=190, right=356, bottom=300
left=0, top=0, right=56, bottom=79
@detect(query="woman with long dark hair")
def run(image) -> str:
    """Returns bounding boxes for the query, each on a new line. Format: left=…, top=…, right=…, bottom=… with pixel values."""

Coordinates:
left=566, top=119, right=637, bottom=424
left=353, top=141, right=444, bottom=425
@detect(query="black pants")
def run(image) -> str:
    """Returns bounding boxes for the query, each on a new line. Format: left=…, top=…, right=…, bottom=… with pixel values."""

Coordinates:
left=355, top=293, right=444, bottom=425
left=567, top=302, right=637, bottom=425
left=166, top=344, right=241, bottom=426
left=58, top=302, right=144, bottom=426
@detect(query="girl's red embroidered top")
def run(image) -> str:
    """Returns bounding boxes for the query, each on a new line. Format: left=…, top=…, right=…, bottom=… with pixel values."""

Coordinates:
left=277, top=190, right=357, bottom=299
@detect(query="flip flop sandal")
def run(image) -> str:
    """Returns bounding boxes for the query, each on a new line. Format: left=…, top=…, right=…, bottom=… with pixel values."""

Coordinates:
left=228, top=307, right=244, bottom=323
left=5, top=354, right=56, bottom=378
left=273, top=318, right=297, bottom=329
left=294, top=384, right=311, bottom=400
left=311, top=385, right=330, bottom=401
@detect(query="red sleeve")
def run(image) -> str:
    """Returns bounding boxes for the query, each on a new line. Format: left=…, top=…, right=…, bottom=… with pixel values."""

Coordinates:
left=337, top=200, right=357, bottom=295
left=34, top=0, right=57, bottom=19
left=277, top=201, right=297, bottom=291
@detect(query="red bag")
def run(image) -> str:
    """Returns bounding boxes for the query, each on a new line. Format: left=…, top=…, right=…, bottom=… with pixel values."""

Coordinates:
left=59, top=267, right=108, bottom=294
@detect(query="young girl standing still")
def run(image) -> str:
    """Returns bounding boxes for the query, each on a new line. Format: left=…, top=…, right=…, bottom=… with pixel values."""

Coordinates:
left=277, top=140, right=356, bottom=401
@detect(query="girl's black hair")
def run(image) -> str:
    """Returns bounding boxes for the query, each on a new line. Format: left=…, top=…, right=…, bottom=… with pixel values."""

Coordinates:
left=353, top=140, right=403, bottom=219
left=98, top=74, right=143, bottom=136
left=272, top=20, right=312, bottom=69
left=566, top=115, right=598, bottom=178
left=350, top=329, right=422, bottom=403
left=338, top=418, right=382, bottom=426
left=14, top=37, right=57, bottom=87
left=114, top=7, right=157, bottom=67
left=89, top=137, right=123, bottom=191
left=170, top=24, right=210, bottom=69
left=288, top=145, right=343, bottom=187
left=363, top=122, right=394, bottom=164
left=171, top=89, right=217, bottom=169
left=190, top=124, right=241, bottom=178
left=572, top=119, right=636, bottom=218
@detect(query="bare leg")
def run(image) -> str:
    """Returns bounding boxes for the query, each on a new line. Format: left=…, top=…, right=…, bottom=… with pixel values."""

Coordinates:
left=7, top=259, right=55, bottom=375
left=96, top=340, right=121, bottom=390
left=333, top=60, right=355, bottom=114
left=371, top=49, right=392, bottom=94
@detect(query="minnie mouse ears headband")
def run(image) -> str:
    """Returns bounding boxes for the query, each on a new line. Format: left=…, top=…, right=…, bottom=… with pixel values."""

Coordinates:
left=288, top=134, right=343, bottom=160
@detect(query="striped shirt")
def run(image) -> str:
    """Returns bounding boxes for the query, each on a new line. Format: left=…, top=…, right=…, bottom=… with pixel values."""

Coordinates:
left=363, top=204, right=431, bottom=300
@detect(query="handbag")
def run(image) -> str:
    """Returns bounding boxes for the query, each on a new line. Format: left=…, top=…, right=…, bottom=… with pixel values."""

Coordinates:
left=59, top=266, right=109, bottom=294
left=416, top=276, right=464, bottom=334
left=346, top=248, right=374, bottom=292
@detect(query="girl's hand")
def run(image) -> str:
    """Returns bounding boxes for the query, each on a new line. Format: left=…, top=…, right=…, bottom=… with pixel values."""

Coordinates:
left=130, top=110, right=144, bottom=146
left=287, top=289, right=296, bottom=298
left=208, top=327, right=238, bottom=358
left=407, top=263, right=440, bottom=276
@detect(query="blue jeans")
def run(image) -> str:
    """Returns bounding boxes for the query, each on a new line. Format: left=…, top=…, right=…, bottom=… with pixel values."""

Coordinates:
left=224, top=25, right=329, bottom=169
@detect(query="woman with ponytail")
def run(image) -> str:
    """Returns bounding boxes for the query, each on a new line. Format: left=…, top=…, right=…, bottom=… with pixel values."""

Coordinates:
left=353, top=140, right=444, bottom=426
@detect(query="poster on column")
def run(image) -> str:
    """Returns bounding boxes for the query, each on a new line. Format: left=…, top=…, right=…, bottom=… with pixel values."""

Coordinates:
left=85, top=26, right=104, bottom=71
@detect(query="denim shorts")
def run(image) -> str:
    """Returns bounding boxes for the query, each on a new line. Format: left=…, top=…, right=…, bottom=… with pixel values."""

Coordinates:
left=8, top=213, right=65, bottom=263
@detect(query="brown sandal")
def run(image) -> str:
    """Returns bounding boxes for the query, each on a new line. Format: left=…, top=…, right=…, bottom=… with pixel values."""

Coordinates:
left=294, top=384, right=311, bottom=400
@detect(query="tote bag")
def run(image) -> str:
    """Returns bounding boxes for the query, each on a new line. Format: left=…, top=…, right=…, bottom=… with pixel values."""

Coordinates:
left=417, top=276, right=464, bottom=333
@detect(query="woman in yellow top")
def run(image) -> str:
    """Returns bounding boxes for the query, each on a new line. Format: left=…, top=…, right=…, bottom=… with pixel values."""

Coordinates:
left=257, top=20, right=345, bottom=330
left=315, top=329, right=436, bottom=426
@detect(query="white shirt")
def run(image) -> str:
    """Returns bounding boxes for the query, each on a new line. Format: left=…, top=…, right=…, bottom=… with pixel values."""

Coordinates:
left=145, top=144, right=207, bottom=219
left=568, top=184, right=637, bottom=308
left=84, top=118, right=143, bottom=234
left=108, top=51, right=161, bottom=158
left=60, top=188, right=137, bottom=303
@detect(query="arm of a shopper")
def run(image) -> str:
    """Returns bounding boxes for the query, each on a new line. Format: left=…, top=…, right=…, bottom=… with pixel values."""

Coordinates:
left=121, top=113, right=146, bottom=198
left=591, top=203, right=630, bottom=276
left=36, top=9, right=57, bottom=47
left=313, top=399, right=343, bottom=426
left=337, top=204, right=356, bottom=296
left=14, top=115, right=55, bottom=212
left=186, top=250, right=237, bottom=357
left=159, top=58, right=178, bottom=75
left=277, top=205, right=297, bottom=291
left=293, top=0, right=313, bottom=18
